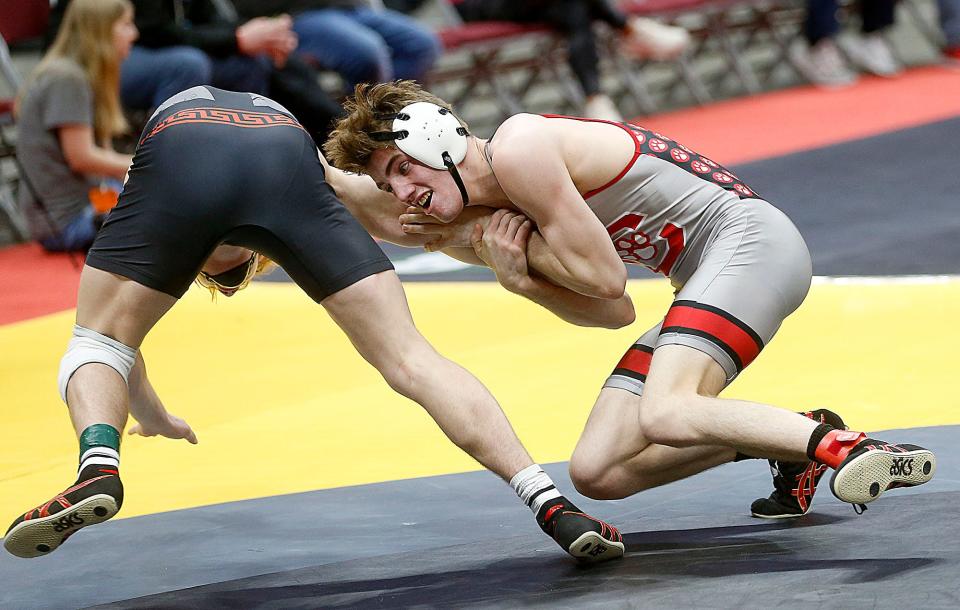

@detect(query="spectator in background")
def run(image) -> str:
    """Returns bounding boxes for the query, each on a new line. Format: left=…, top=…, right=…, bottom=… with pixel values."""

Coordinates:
left=792, top=0, right=901, bottom=87
left=450, top=0, right=690, bottom=121
left=16, top=0, right=136, bottom=252
left=120, top=1, right=294, bottom=108
left=939, top=0, right=960, bottom=62
left=234, top=1, right=442, bottom=91
left=48, top=0, right=345, bottom=145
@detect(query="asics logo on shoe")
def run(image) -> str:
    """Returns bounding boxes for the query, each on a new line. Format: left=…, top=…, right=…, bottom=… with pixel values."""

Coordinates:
left=51, top=512, right=85, bottom=532
left=890, top=457, right=914, bottom=477
left=588, top=545, right=608, bottom=557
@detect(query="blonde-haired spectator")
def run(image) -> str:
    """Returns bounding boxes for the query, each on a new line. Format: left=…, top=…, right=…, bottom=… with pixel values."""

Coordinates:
left=16, top=0, right=136, bottom=252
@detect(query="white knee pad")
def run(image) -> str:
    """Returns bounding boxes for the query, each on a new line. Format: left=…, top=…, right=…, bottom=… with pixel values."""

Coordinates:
left=58, top=325, right=137, bottom=403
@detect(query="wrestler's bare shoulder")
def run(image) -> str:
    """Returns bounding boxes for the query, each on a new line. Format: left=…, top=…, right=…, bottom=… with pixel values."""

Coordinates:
left=490, top=114, right=558, bottom=156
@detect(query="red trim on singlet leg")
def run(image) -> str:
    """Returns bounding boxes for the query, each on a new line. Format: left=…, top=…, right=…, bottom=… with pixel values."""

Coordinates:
left=540, top=114, right=642, bottom=200
left=662, top=303, right=763, bottom=369
left=615, top=345, right=654, bottom=376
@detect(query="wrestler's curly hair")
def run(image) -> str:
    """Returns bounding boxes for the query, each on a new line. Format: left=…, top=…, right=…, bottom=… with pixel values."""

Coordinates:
left=194, top=254, right=275, bottom=300
left=324, top=80, right=468, bottom=174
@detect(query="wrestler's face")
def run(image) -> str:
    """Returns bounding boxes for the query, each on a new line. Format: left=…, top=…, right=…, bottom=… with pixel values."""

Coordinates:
left=367, top=148, right=464, bottom=223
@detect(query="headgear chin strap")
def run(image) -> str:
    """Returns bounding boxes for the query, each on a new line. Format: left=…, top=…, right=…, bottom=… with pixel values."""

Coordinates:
left=370, top=102, right=471, bottom=205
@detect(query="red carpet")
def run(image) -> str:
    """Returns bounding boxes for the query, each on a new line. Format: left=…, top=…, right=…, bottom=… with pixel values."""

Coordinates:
left=640, top=66, right=960, bottom=164
left=0, top=243, right=82, bottom=325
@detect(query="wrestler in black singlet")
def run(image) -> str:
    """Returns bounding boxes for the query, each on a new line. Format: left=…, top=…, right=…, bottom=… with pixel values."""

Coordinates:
left=86, top=86, right=392, bottom=301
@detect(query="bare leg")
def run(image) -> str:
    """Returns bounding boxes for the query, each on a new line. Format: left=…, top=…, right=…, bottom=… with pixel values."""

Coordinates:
left=639, top=345, right=817, bottom=461
left=4, top=266, right=179, bottom=558
left=67, top=266, right=178, bottom=438
left=322, top=270, right=625, bottom=562
left=571, top=344, right=820, bottom=500
left=321, top=270, right=533, bottom=481
left=571, top=388, right=735, bottom=499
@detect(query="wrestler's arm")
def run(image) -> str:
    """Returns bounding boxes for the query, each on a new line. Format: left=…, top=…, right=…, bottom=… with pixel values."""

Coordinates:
left=489, top=123, right=627, bottom=299
left=469, top=213, right=635, bottom=328
left=512, top=271, right=635, bottom=329
left=319, top=153, right=430, bottom=247
left=406, top=216, right=634, bottom=328
left=126, top=352, right=197, bottom=443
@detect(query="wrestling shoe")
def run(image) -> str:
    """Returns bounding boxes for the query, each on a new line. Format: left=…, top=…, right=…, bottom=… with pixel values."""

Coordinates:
left=830, top=439, right=936, bottom=505
left=4, top=465, right=123, bottom=558
left=537, top=497, right=624, bottom=564
left=751, top=408, right=846, bottom=519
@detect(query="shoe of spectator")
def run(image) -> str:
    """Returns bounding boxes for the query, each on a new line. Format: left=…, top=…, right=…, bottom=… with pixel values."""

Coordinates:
left=790, top=39, right=857, bottom=88
left=583, top=94, right=624, bottom=122
left=844, top=34, right=901, bottom=77
left=622, top=17, right=691, bottom=61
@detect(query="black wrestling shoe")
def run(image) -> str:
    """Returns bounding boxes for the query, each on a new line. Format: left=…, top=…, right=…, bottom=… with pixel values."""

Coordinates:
left=751, top=408, right=844, bottom=519
left=830, top=439, right=936, bottom=505
left=537, top=497, right=624, bottom=564
left=4, top=465, right=123, bottom=558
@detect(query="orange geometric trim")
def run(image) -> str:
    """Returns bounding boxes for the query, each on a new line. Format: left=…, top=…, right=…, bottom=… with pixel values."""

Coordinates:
left=140, top=107, right=308, bottom=145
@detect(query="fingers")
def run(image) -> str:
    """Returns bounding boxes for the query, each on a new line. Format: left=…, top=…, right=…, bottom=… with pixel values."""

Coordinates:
left=127, top=423, right=142, bottom=436
left=400, top=223, right=441, bottom=235
left=470, top=223, right=484, bottom=251
left=184, top=427, right=199, bottom=445
left=490, top=210, right=529, bottom=239
left=516, top=219, right=532, bottom=245
left=489, top=209, right=510, bottom=231
left=504, top=213, right=526, bottom=240
left=400, top=210, right=435, bottom=223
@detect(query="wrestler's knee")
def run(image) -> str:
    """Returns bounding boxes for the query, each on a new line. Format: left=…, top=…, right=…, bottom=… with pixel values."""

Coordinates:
left=568, top=451, right=630, bottom=500
left=637, top=392, right=696, bottom=447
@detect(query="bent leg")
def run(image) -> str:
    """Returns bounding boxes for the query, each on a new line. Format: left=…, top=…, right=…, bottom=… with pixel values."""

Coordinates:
left=571, top=387, right=735, bottom=499
left=639, top=344, right=817, bottom=461
left=323, top=270, right=625, bottom=562
left=121, top=46, right=212, bottom=111
left=348, top=7, right=442, bottom=82
left=321, top=270, right=533, bottom=481
left=68, top=265, right=177, bottom=437
left=570, top=323, right=735, bottom=500
left=293, top=10, right=392, bottom=88
left=3, top=266, right=177, bottom=558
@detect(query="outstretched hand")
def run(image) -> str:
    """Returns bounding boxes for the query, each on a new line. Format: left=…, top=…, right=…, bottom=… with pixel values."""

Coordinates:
left=128, top=412, right=198, bottom=445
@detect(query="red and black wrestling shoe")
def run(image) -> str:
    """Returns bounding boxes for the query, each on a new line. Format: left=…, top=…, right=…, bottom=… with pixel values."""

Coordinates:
left=537, top=497, right=624, bottom=563
left=751, top=408, right=845, bottom=519
left=830, top=438, right=936, bottom=505
left=3, top=465, right=123, bottom=558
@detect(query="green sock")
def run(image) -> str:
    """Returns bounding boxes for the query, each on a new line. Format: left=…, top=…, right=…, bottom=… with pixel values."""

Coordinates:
left=78, top=424, right=121, bottom=477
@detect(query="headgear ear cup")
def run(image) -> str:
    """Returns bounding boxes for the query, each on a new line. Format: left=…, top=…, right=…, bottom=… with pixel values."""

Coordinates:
left=369, top=102, right=471, bottom=204
left=391, top=102, right=468, bottom=169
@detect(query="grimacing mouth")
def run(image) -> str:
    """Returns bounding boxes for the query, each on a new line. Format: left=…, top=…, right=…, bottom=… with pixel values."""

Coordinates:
left=416, top=190, right=433, bottom=210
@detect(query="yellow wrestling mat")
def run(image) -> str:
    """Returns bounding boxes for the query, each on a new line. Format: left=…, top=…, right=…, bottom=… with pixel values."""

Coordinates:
left=2, top=278, right=958, bottom=520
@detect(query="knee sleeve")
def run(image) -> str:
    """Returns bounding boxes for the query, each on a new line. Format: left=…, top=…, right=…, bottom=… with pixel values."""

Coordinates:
left=58, top=325, right=137, bottom=403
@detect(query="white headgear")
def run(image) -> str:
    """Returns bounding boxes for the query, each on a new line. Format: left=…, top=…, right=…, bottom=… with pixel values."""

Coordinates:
left=370, top=102, right=471, bottom=203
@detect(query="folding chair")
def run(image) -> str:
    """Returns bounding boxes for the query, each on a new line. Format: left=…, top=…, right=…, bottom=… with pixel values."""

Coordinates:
left=0, top=33, right=28, bottom=241
left=428, top=1, right=586, bottom=125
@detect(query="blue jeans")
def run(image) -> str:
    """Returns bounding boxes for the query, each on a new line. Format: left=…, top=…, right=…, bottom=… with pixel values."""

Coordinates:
left=804, top=0, right=897, bottom=45
left=293, top=7, right=441, bottom=89
left=40, top=206, right=97, bottom=252
left=121, top=46, right=272, bottom=110
left=940, top=0, right=960, bottom=48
